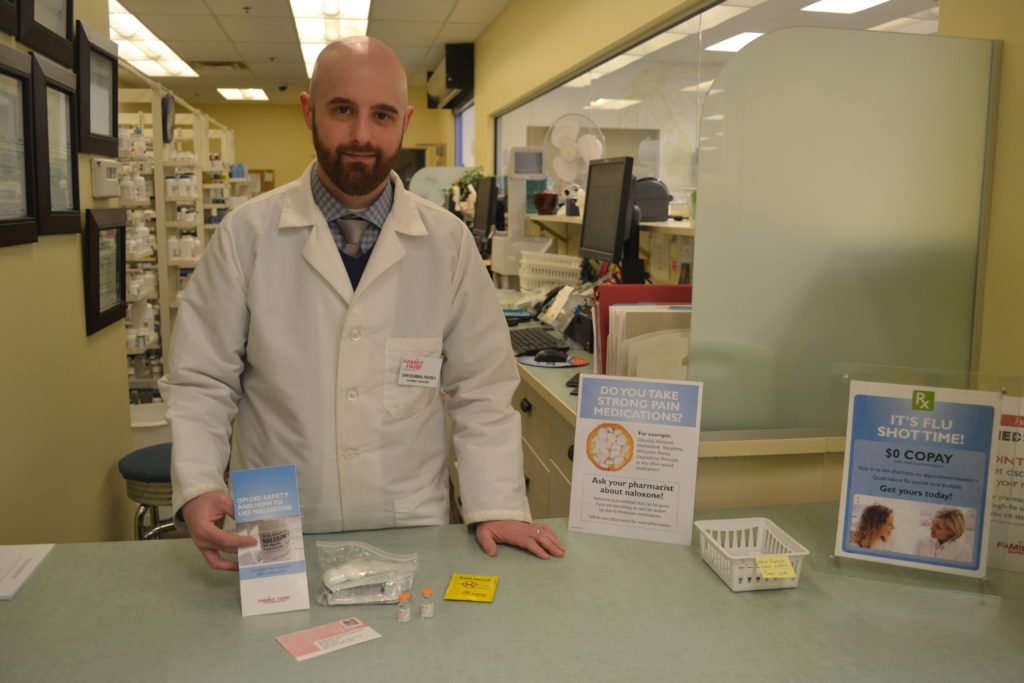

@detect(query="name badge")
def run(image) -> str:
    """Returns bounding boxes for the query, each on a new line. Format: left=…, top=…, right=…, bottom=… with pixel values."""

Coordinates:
left=398, top=356, right=442, bottom=387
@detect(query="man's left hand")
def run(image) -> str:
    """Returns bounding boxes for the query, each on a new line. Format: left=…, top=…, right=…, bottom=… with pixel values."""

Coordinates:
left=474, top=520, right=566, bottom=559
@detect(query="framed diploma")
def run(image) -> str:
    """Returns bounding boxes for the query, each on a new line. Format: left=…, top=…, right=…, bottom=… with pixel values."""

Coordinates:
left=17, top=0, right=73, bottom=67
left=75, top=20, right=117, bottom=157
left=0, top=42, right=36, bottom=248
left=83, top=208, right=127, bottom=335
left=31, top=52, right=79, bottom=235
left=0, top=0, right=16, bottom=35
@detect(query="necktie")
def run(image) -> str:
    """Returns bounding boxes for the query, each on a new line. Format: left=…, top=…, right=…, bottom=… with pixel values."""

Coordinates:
left=334, top=217, right=368, bottom=258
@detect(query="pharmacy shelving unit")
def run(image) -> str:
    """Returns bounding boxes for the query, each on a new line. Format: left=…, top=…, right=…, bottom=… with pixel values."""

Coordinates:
left=117, top=83, right=245, bottom=400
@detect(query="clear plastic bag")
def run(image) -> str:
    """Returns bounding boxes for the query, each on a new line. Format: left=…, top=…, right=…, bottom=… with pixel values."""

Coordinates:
left=315, top=540, right=418, bottom=606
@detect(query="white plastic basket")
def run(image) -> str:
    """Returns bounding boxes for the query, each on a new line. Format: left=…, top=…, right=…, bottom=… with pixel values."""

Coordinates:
left=694, top=518, right=810, bottom=592
left=518, top=252, right=582, bottom=292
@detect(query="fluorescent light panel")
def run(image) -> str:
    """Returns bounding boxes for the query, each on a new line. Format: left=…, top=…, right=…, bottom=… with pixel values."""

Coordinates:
left=291, top=0, right=370, bottom=78
left=705, top=32, right=763, bottom=52
left=584, top=98, right=641, bottom=110
left=801, top=0, right=890, bottom=14
left=108, top=1, right=198, bottom=77
left=218, top=89, right=269, bottom=101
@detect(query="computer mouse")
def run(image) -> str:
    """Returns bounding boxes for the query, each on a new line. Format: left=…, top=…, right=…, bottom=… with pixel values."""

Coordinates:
left=534, top=348, right=568, bottom=363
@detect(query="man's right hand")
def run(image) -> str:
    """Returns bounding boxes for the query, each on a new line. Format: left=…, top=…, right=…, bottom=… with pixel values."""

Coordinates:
left=181, top=491, right=258, bottom=571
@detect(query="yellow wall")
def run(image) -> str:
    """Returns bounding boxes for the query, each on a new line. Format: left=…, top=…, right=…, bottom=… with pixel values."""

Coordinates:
left=940, top=0, right=1024, bottom=377
left=202, top=85, right=455, bottom=189
left=0, top=1, right=136, bottom=543
left=473, top=0, right=711, bottom=171
left=201, top=102, right=311, bottom=187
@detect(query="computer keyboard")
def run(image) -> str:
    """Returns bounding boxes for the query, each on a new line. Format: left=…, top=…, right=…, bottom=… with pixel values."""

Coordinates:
left=509, top=326, right=570, bottom=356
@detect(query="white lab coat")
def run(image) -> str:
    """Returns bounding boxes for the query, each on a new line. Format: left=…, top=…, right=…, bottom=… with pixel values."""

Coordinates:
left=161, top=166, right=531, bottom=532
left=914, top=535, right=972, bottom=563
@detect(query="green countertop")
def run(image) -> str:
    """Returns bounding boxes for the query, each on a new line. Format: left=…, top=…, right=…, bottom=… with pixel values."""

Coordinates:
left=2, top=503, right=1021, bottom=682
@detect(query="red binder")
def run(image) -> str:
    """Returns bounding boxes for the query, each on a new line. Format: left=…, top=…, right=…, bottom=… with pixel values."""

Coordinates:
left=592, top=284, right=693, bottom=373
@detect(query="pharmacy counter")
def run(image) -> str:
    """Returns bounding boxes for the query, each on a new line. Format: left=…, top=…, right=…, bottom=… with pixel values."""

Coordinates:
left=514, top=355, right=847, bottom=518
left=2, top=503, right=1022, bottom=682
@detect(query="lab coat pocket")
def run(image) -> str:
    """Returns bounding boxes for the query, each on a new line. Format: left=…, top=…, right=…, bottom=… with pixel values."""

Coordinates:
left=383, top=337, right=442, bottom=419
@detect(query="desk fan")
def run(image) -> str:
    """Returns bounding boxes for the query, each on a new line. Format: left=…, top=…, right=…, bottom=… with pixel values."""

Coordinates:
left=542, top=113, right=606, bottom=193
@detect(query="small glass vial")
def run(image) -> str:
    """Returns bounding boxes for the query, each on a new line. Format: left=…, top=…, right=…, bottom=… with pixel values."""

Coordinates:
left=397, top=593, right=412, bottom=623
left=419, top=588, right=434, bottom=618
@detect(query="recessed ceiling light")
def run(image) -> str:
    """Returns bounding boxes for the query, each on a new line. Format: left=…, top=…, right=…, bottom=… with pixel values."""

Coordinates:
left=291, top=0, right=370, bottom=78
left=108, top=0, right=198, bottom=77
left=584, top=98, right=641, bottom=110
left=801, top=0, right=890, bottom=14
left=218, top=89, right=269, bottom=101
left=705, top=32, right=764, bottom=52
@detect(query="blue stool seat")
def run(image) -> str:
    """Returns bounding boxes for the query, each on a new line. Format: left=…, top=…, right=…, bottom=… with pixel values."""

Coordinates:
left=118, top=443, right=171, bottom=483
left=117, top=443, right=175, bottom=540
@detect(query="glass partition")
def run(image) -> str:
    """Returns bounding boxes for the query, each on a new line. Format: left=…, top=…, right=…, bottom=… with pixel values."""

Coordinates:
left=493, top=0, right=942, bottom=207
left=690, top=27, right=997, bottom=433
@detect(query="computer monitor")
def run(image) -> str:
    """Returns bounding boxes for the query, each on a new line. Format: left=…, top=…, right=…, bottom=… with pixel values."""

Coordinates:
left=473, top=176, right=500, bottom=237
left=579, top=157, right=645, bottom=283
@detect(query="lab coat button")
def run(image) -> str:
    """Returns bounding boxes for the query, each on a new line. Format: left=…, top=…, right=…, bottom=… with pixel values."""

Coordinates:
left=349, top=329, right=361, bottom=342
left=343, top=448, right=358, bottom=460
left=346, top=390, right=358, bottom=401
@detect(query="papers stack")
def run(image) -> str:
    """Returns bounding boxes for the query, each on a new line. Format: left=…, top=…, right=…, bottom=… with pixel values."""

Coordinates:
left=592, top=284, right=692, bottom=373
left=606, top=305, right=691, bottom=379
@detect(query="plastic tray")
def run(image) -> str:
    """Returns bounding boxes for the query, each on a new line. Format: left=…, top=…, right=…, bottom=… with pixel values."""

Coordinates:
left=694, top=517, right=810, bottom=592
left=518, top=252, right=581, bottom=292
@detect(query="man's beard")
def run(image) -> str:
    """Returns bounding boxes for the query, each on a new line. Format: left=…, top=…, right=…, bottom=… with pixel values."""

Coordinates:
left=312, top=114, right=401, bottom=197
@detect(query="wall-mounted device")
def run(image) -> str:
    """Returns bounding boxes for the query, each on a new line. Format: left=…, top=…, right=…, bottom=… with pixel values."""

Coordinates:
left=161, top=93, right=176, bottom=144
left=491, top=147, right=551, bottom=286
left=91, top=158, right=119, bottom=198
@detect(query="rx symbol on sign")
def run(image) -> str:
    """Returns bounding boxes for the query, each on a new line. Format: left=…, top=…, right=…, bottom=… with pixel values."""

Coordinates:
left=912, top=390, right=935, bottom=411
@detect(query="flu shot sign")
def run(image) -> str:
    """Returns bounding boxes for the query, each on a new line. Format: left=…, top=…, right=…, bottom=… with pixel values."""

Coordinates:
left=835, top=381, right=1000, bottom=577
left=569, top=375, right=702, bottom=545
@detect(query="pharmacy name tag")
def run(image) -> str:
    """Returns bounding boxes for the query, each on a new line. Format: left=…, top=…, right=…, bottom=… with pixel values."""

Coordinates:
left=398, top=356, right=442, bottom=387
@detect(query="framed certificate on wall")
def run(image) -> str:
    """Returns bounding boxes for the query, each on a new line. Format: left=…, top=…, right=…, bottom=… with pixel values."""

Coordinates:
left=32, top=52, right=79, bottom=235
left=17, top=0, right=74, bottom=67
left=0, top=42, right=36, bottom=248
left=83, top=208, right=127, bottom=335
left=0, top=0, right=17, bottom=35
left=75, top=20, right=117, bottom=157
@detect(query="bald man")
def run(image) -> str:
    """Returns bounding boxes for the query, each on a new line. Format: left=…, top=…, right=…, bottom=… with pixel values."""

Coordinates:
left=161, top=38, right=564, bottom=571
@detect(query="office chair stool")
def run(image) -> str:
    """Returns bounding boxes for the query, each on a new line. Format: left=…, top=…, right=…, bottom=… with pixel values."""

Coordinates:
left=117, top=442, right=176, bottom=540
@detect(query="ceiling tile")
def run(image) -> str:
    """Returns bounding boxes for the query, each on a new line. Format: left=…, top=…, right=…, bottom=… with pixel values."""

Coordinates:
left=370, top=0, right=458, bottom=22
left=246, top=62, right=309, bottom=82
left=448, top=0, right=511, bottom=24
left=369, top=20, right=442, bottom=47
left=205, top=0, right=293, bottom=17
left=217, top=16, right=298, bottom=42
left=190, top=68, right=259, bottom=87
left=422, top=45, right=444, bottom=69
left=166, top=40, right=244, bottom=62
left=134, top=14, right=231, bottom=41
left=388, top=44, right=429, bottom=64
left=233, top=41, right=305, bottom=64
left=120, top=0, right=210, bottom=15
left=434, top=22, right=487, bottom=45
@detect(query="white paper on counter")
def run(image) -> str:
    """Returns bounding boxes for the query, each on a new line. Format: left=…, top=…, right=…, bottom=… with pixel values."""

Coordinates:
left=0, top=544, right=55, bottom=600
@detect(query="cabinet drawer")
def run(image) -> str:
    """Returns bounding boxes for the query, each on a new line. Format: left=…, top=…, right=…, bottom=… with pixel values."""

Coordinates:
left=522, top=438, right=549, bottom=519
left=513, top=382, right=550, bottom=460
left=548, top=461, right=571, bottom=518
left=550, top=413, right=576, bottom=481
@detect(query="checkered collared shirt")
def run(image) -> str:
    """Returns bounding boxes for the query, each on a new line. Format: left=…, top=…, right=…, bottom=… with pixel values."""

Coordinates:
left=309, top=166, right=393, bottom=255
